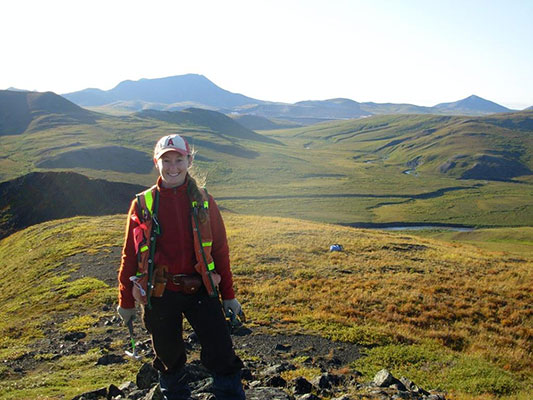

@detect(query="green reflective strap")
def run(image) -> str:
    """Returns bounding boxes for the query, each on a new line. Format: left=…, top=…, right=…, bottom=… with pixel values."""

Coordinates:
left=144, top=190, right=154, bottom=215
left=191, top=201, right=197, bottom=207
left=140, top=245, right=149, bottom=252
left=202, top=241, right=212, bottom=247
left=207, top=261, right=215, bottom=271
left=203, top=200, right=209, bottom=209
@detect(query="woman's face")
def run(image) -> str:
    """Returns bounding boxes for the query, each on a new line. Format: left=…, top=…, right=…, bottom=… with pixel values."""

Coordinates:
left=156, top=151, right=191, bottom=188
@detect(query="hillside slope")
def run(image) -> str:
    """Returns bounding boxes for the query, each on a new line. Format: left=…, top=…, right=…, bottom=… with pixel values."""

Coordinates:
left=135, top=108, right=282, bottom=144
left=0, top=90, right=98, bottom=135
left=0, top=214, right=531, bottom=399
left=275, top=112, right=533, bottom=181
left=0, top=172, right=145, bottom=239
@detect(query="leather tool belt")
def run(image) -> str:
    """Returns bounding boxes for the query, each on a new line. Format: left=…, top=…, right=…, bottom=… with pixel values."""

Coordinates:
left=164, top=272, right=203, bottom=295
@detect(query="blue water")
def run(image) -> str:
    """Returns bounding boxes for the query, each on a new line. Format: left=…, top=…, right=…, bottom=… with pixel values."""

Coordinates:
left=381, top=225, right=474, bottom=232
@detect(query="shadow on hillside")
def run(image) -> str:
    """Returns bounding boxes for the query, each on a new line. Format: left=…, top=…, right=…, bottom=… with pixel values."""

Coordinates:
left=35, top=146, right=154, bottom=173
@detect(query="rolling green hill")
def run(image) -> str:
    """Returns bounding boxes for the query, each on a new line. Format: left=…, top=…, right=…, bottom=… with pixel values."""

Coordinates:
left=1, top=94, right=532, bottom=231
left=0, top=90, right=99, bottom=135
left=269, top=112, right=533, bottom=181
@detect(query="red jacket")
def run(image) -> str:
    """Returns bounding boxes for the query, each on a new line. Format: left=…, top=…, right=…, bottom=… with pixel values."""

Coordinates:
left=118, top=177, right=235, bottom=308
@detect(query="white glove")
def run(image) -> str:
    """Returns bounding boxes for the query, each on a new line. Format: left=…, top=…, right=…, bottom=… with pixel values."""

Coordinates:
left=117, top=306, right=136, bottom=325
left=223, top=298, right=243, bottom=319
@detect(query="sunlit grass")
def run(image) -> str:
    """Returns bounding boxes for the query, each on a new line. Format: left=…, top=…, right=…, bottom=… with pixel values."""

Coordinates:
left=0, top=213, right=531, bottom=398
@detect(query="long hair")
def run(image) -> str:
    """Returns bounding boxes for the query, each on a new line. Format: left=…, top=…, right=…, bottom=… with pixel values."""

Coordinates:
left=186, top=151, right=209, bottom=223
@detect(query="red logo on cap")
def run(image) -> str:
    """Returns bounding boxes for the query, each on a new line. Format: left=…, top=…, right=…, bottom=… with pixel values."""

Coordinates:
left=167, top=138, right=175, bottom=146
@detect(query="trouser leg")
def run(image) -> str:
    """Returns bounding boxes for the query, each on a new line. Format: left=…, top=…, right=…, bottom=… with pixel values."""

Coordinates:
left=184, top=292, right=245, bottom=399
left=143, top=293, right=186, bottom=373
left=143, top=293, right=192, bottom=399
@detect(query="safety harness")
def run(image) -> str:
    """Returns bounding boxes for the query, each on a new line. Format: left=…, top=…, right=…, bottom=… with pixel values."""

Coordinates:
left=130, top=182, right=219, bottom=309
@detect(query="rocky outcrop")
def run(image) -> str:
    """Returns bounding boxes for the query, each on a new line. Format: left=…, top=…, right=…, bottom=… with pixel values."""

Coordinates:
left=72, top=362, right=446, bottom=400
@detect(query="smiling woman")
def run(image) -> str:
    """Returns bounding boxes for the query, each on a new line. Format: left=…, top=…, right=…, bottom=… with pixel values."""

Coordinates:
left=117, top=133, right=246, bottom=399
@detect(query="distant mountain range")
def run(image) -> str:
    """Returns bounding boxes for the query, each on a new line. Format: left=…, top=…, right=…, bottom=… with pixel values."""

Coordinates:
left=0, top=88, right=532, bottom=188
left=59, top=74, right=519, bottom=124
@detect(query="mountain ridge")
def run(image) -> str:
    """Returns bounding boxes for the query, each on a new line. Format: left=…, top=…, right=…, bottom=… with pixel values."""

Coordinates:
left=60, top=74, right=518, bottom=121
left=64, top=74, right=262, bottom=109
left=434, top=94, right=510, bottom=114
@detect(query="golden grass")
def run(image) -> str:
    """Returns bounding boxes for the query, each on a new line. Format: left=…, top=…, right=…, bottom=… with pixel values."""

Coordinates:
left=0, top=213, right=531, bottom=398
left=225, top=214, right=532, bottom=376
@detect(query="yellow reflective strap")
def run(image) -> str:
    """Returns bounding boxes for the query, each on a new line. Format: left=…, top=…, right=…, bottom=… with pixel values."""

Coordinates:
left=144, top=190, right=154, bottom=215
left=207, top=261, right=215, bottom=271
left=203, top=200, right=209, bottom=209
left=140, top=245, right=149, bottom=252
left=202, top=241, right=212, bottom=247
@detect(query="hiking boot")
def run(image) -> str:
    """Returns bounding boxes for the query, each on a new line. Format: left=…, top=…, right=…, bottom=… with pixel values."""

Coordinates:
left=160, top=369, right=192, bottom=400
left=213, top=371, right=246, bottom=400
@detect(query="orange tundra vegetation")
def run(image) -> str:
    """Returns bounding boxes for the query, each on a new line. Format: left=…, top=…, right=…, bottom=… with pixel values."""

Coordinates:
left=223, top=214, right=533, bottom=374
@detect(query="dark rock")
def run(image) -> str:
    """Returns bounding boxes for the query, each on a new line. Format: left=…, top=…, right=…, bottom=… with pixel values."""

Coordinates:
left=292, top=376, right=313, bottom=394
left=65, top=332, right=87, bottom=341
left=312, top=373, right=342, bottom=389
left=107, top=383, right=123, bottom=399
left=95, top=354, right=125, bottom=366
left=275, top=343, right=291, bottom=351
left=399, top=377, right=429, bottom=395
left=71, top=386, right=107, bottom=399
left=245, top=387, right=291, bottom=399
left=136, top=362, right=159, bottom=390
left=390, top=382, right=407, bottom=391
left=265, top=374, right=287, bottom=387
left=124, top=389, right=149, bottom=400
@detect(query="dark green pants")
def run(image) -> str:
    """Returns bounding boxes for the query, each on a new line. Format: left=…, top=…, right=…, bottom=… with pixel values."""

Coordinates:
left=142, top=288, right=243, bottom=376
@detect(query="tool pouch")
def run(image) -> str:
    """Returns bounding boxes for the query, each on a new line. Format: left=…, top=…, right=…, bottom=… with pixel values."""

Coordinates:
left=180, top=275, right=203, bottom=294
left=152, top=264, right=168, bottom=297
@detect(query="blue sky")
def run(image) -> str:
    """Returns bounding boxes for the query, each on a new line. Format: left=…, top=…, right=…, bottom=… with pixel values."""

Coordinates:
left=1, top=0, right=532, bottom=109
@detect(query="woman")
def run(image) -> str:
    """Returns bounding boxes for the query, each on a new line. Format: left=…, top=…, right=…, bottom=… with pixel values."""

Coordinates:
left=117, top=134, right=246, bottom=400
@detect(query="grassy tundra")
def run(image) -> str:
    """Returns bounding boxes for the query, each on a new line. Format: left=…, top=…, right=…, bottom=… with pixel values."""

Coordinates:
left=0, top=214, right=531, bottom=399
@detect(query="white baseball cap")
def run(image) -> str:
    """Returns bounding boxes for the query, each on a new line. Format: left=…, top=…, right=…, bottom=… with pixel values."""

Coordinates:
left=153, top=134, right=191, bottom=160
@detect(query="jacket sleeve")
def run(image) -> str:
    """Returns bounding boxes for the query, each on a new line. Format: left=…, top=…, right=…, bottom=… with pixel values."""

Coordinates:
left=208, top=195, right=236, bottom=300
left=118, top=200, right=139, bottom=308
